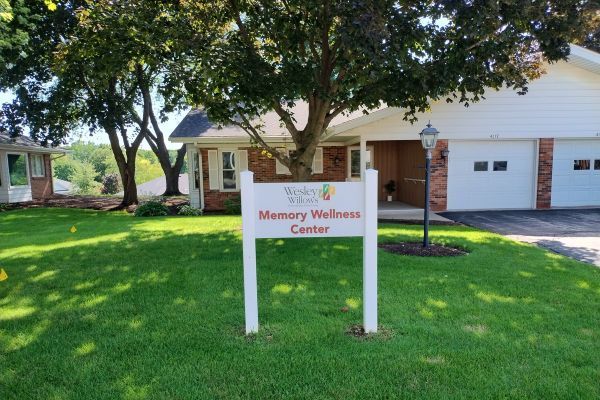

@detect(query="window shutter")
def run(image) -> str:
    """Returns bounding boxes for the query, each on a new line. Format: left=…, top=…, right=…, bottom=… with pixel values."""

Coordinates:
left=208, top=150, right=219, bottom=190
left=275, top=148, right=289, bottom=175
left=238, top=150, right=248, bottom=171
left=312, top=147, right=324, bottom=174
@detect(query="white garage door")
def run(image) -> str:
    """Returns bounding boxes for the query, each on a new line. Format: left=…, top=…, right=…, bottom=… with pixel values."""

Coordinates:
left=447, top=140, right=536, bottom=210
left=551, top=140, right=600, bottom=207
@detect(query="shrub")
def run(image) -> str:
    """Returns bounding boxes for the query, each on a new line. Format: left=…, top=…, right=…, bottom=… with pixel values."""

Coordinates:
left=0, top=203, right=9, bottom=212
left=72, top=162, right=101, bottom=195
left=224, top=195, right=241, bottom=215
left=101, top=173, right=121, bottom=195
left=134, top=198, right=169, bottom=217
left=178, top=205, right=203, bottom=216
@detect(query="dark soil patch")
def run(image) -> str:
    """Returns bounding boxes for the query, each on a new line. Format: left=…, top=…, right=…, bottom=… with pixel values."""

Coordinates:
left=3, top=195, right=188, bottom=214
left=345, top=325, right=396, bottom=341
left=379, top=242, right=467, bottom=257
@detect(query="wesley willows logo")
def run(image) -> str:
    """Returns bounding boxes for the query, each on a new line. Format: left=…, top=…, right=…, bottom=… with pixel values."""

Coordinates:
left=283, top=183, right=336, bottom=206
left=321, top=184, right=336, bottom=200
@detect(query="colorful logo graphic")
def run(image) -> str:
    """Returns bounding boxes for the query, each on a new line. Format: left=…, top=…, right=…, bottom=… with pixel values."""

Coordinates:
left=321, top=184, right=336, bottom=200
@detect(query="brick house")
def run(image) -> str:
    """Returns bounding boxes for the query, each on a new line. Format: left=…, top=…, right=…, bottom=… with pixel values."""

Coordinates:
left=170, top=44, right=600, bottom=212
left=0, top=133, right=66, bottom=203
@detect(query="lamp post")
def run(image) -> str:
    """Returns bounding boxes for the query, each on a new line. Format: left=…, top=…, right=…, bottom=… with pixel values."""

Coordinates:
left=419, top=122, right=439, bottom=248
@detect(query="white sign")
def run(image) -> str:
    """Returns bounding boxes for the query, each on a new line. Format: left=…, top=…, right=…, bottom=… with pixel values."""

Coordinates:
left=241, top=169, right=379, bottom=335
left=254, top=182, right=364, bottom=238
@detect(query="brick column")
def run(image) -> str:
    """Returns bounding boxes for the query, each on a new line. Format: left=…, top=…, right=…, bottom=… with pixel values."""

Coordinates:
left=30, top=154, right=54, bottom=200
left=430, top=140, right=448, bottom=212
left=536, top=138, right=554, bottom=209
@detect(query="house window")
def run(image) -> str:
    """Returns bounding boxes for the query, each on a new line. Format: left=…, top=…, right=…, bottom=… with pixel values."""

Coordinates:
left=594, top=160, right=600, bottom=170
left=350, top=149, right=361, bottom=177
left=493, top=161, right=508, bottom=172
left=31, top=154, right=45, bottom=177
left=474, top=161, right=488, bottom=172
left=221, top=151, right=237, bottom=190
left=192, top=152, right=200, bottom=189
left=573, top=160, right=590, bottom=170
left=8, top=153, right=29, bottom=186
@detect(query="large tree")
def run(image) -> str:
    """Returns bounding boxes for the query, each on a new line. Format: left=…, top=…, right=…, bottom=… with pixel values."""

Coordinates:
left=72, top=0, right=206, bottom=195
left=0, top=0, right=145, bottom=206
left=0, top=1, right=202, bottom=202
left=166, top=0, right=586, bottom=181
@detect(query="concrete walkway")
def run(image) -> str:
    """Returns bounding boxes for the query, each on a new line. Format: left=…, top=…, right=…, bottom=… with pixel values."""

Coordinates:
left=441, top=209, right=600, bottom=267
left=378, top=201, right=452, bottom=223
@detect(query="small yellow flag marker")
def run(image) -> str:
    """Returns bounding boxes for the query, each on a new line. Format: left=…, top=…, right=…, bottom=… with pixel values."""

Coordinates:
left=0, top=268, right=8, bottom=281
left=70, top=225, right=77, bottom=233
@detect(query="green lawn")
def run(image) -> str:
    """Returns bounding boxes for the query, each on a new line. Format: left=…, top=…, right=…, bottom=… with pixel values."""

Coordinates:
left=1, top=208, right=599, bottom=399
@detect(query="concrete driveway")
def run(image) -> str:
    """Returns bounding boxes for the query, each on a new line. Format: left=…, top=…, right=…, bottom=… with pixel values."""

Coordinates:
left=440, top=209, right=600, bottom=267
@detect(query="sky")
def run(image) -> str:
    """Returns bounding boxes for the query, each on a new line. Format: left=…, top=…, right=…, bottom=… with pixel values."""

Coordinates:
left=0, top=91, right=188, bottom=150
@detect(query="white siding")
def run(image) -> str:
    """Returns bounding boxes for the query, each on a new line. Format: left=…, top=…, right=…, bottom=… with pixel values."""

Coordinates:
left=337, top=61, right=600, bottom=142
left=7, top=186, right=32, bottom=203
left=0, top=150, right=33, bottom=203
left=0, top=150, right=8, bottom=203
left=186, top=144, right=201, bottom=209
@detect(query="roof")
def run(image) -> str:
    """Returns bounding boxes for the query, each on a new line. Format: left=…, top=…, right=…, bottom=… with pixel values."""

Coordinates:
left=169, top=103, right=379, bottom=143
left=569, top=44, right=600, bottom=74
left=170, top=109, right=248, bottom=139
left=0, top=133, right=67, bottom=154
left=118, top=174, right=189, bottom=196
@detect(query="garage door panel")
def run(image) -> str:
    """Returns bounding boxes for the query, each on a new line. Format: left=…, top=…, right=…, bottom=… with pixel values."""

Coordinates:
left=551, top=139, right=600, bottom=207
left=448, top=140, right=535, bottom=210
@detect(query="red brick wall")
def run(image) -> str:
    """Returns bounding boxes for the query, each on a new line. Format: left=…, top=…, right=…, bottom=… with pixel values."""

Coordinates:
left=29, top=153, right=54, bottom=200
left=536, top=138, right=554, bottom=209
left=202, top=147, right=347, bottom=210
left=430, top=140, right=448, bottom=212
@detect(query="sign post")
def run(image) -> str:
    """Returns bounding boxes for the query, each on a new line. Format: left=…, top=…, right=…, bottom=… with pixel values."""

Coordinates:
left=240, top=172, right=259, bottom=333
left=363, top=169, right=378, bottom=333
left=240, top=169, right=378, bottom=334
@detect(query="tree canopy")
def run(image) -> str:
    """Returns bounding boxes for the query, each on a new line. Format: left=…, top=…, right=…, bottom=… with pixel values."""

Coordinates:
left=0, top=0, right=196, bottom=204
left=163, top=0, right=587, bottom=180
left=0, top=0, right=592, bottom=185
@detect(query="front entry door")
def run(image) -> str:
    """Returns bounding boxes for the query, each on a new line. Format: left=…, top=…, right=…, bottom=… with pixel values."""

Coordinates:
left=347, top=146, right=373, bottom=182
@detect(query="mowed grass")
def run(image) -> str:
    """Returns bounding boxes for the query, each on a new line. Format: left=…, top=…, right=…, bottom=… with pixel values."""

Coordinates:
left=0, top=208, right=599, bottom=399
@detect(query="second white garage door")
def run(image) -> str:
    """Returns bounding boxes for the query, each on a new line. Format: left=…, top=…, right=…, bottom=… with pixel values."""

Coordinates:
left=447, top=140, right=536, bottom=210
left=551, top=139, right=600, bottom=207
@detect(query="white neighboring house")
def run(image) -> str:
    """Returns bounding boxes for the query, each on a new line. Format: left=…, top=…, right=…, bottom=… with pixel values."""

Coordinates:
left=117, top=174, right=190, bottom=197
left=53, top=178, right=73, bottom=195
left=169, top=44, right=600, bottom=212
left=0, top=133, right=67, bottom=203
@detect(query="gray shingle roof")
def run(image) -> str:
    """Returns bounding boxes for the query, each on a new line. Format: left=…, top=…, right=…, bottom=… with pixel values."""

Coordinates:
left=169, top=104, right=377, bottom=141
left=170, top=109, right=250, bottom=139
left=0, top=133, right=66, bottom=153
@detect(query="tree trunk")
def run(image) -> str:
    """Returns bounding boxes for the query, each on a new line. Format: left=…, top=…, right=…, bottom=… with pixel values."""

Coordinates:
left=289, top=142, right=317, bottom=182
left=290, top=161, right=313, bottom=182
left=157, top=145, right=186, bottom=196
left=163, top=167, right=181, bottom=196
left=117, top=155, right=139, bottom=207
left=104, top=124, right=141, bottom=208
left=120, top=162, right=138, bottom=207
left=134, top=68, right=187, bottom=197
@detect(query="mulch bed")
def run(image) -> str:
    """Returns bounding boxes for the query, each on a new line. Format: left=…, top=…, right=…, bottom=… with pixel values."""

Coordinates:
left=2, top=195, right=189, bottom=214
left=378, top=242, right=467, bottom=257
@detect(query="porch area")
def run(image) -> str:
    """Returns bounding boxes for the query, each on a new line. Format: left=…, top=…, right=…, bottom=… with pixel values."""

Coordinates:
left=377, top=201, right=451, bottom=222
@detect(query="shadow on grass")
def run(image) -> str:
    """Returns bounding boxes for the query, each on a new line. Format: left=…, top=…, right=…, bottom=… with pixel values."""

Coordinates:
left=0, top=211, right=599, bottom=399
